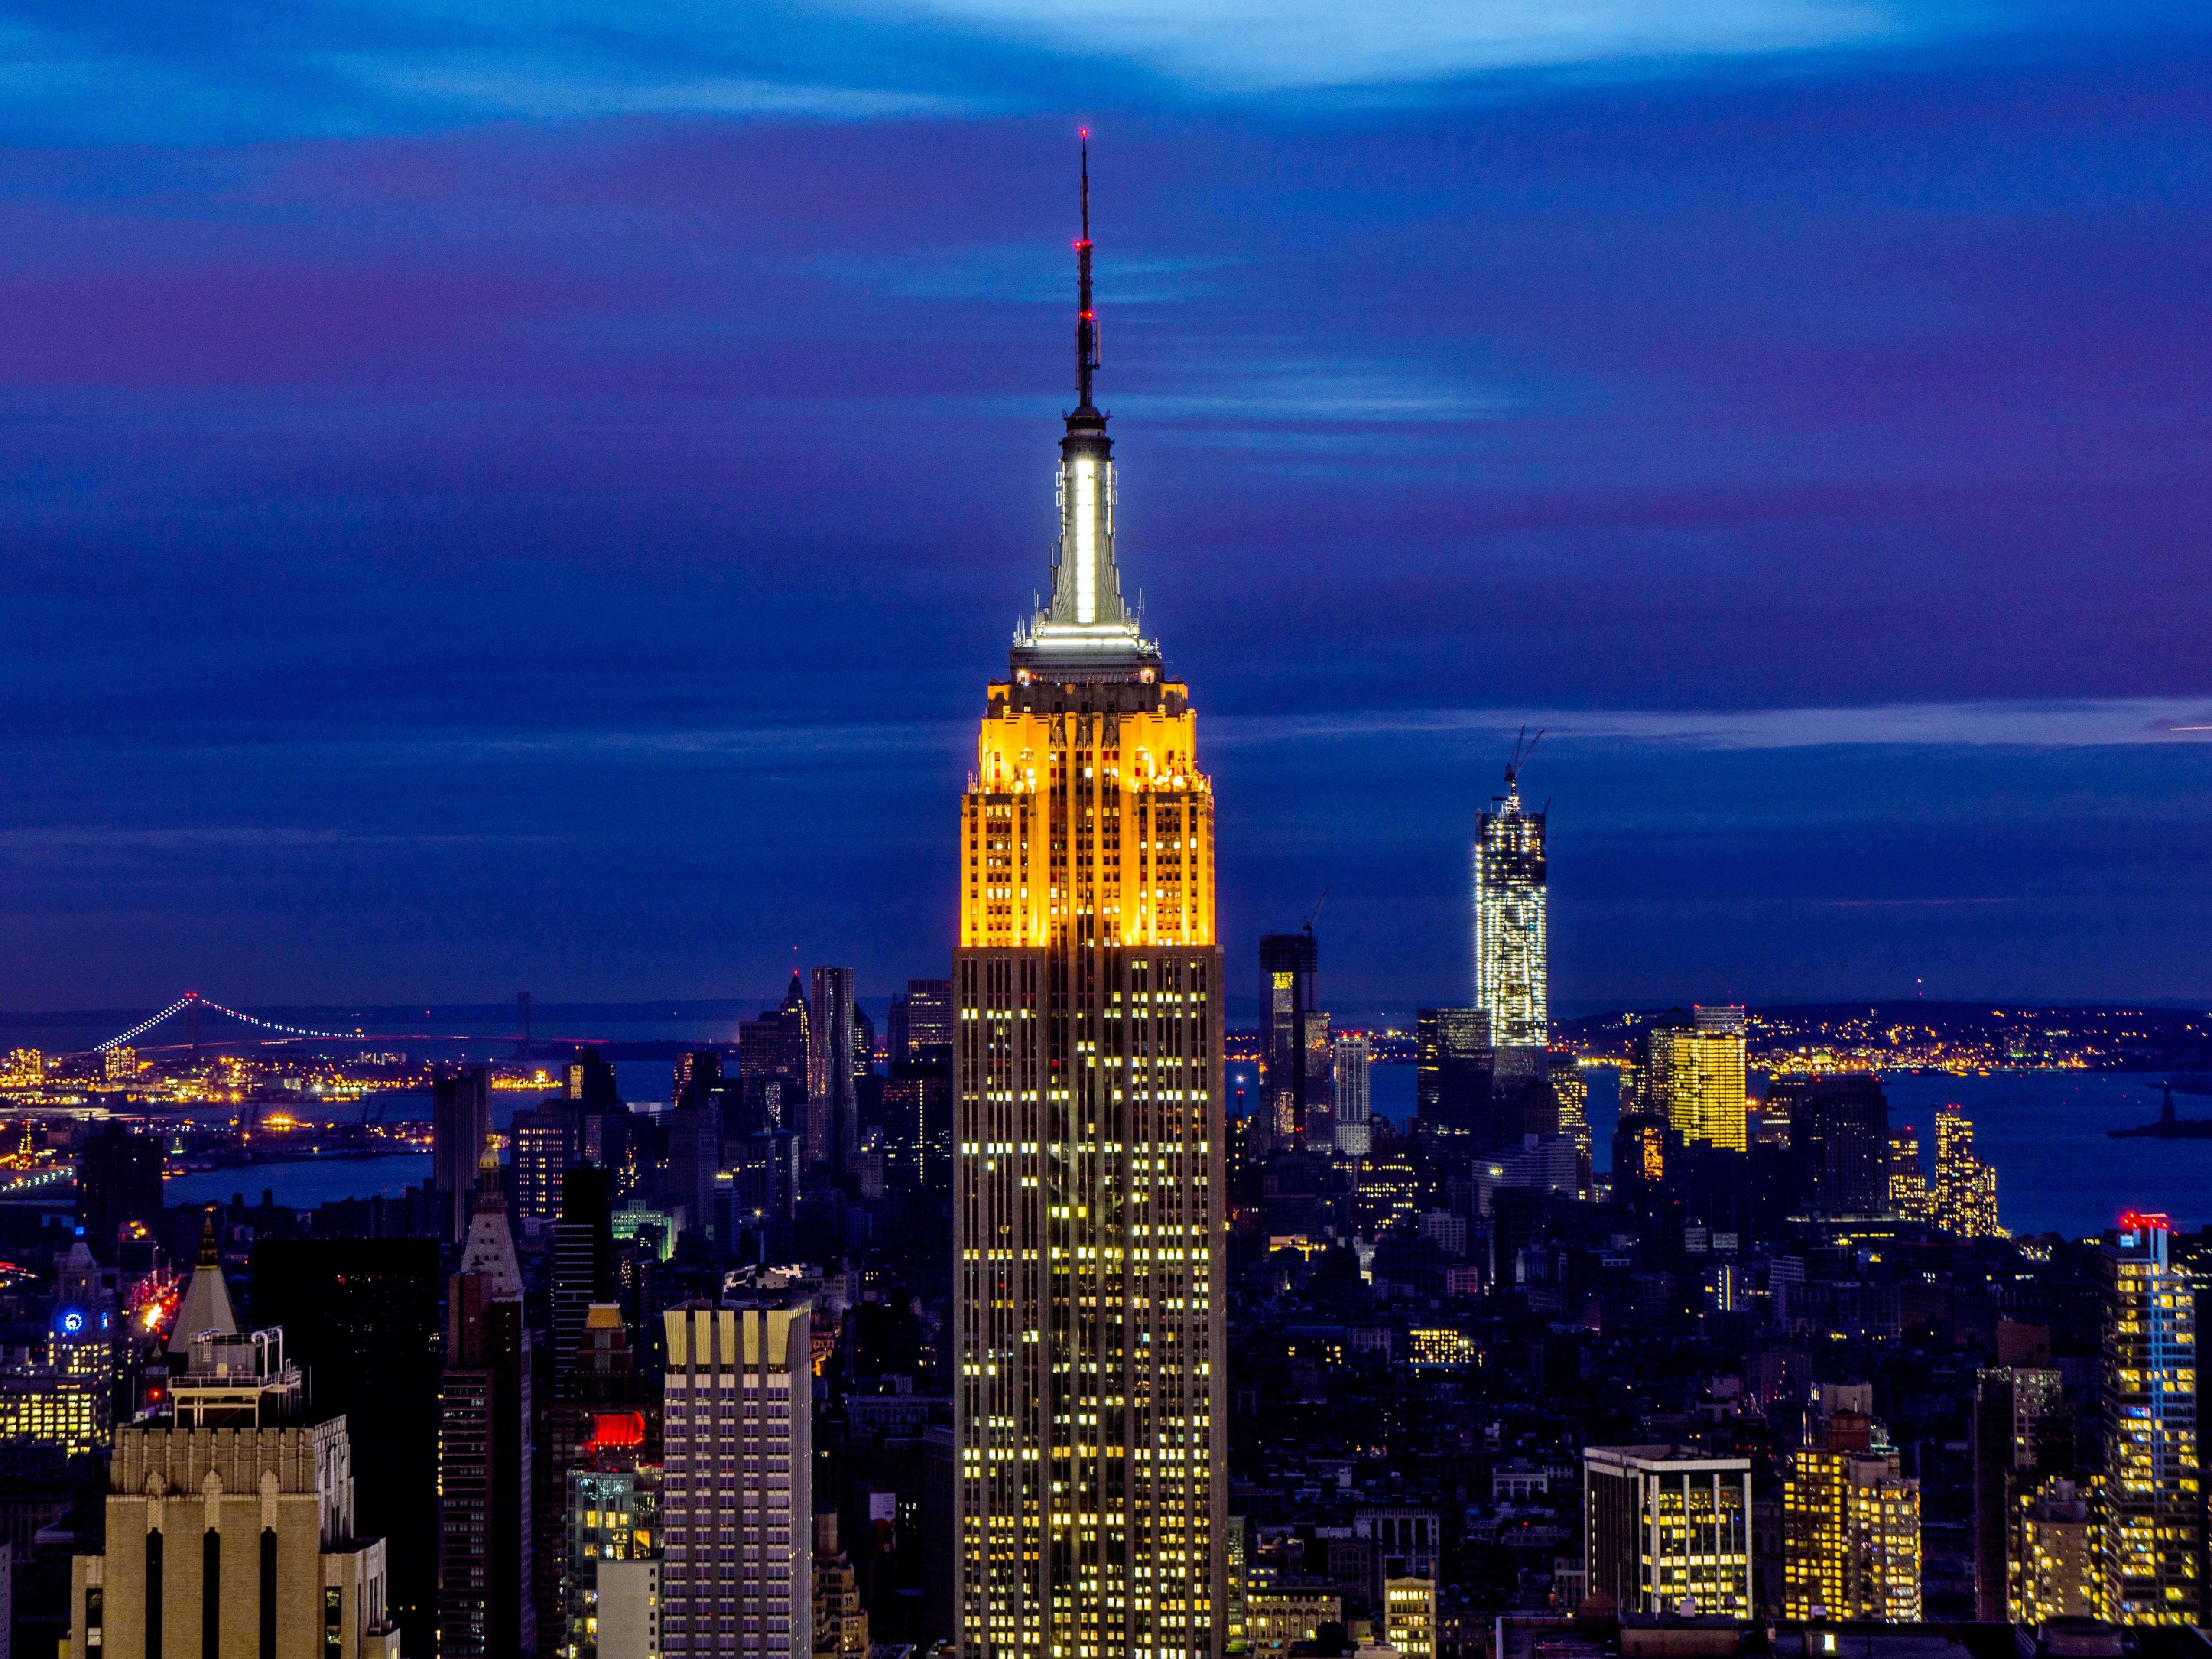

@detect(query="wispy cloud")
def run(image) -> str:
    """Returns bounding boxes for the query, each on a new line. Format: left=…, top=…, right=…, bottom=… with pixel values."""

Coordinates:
left=1120, top=361, right=1517, bottom=424
left=1816, top=895, right=2020, bottom=908
left=0, top=0, right=1970, bottom=145
left=166, top=700, right=2212, bottom=777
left=1210, top=700, right=2212, bottom=751
left=874, top=0, right=1909, bottom=91
left=815, top=247, right=1231, bottom=307
left=0, top=826, right=555, bottom=865
left=321, top=55, right=968, bottom=122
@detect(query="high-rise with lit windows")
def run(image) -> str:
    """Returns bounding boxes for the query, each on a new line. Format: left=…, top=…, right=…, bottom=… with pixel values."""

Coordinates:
left=661, top=1301, right=812, bottom=1659
left=2100, top=1213, right=2199, bottom=1624
left=1583, top=1446, right=1752, bottom=1618
left=1781, top=1446, right=1922, bottom=1622
left=1933, top=1105, right=2003, bottom=1238
left=1331, top=1033, right=1371, bottom=1159
left=1635, top=1006, right=1748, bottom=1153
left=1472, top=756, right=1547, bottom=1049
left=953, top=143, right=1225, bottom=1659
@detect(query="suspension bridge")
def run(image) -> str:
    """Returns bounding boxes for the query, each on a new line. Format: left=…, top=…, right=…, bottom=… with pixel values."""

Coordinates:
left=78, top=990, right=570, bottom=1059
left=94, top=992, right=361, bottom=1054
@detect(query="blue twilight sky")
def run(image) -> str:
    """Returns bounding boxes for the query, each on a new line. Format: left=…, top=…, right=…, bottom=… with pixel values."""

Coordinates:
left=3, top=0, right=2212, bottom=1016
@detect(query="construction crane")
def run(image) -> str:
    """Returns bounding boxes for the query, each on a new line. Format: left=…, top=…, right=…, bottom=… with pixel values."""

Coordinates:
left=1504, top=725, right=1543, bottom=788
left=1303, top=885, right=1331, bottom=937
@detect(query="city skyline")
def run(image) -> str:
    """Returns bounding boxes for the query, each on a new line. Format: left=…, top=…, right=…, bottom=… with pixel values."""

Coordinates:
left=3, top=10, right=2212, bottom=1011
left=8, top=14, right=2212, bottom=1654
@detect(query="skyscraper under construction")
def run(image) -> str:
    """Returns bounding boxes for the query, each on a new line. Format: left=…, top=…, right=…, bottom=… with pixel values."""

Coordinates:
left=1472, top=746, right=1547, bottom=1051
left=953, top=141, right=1226, bottom=1659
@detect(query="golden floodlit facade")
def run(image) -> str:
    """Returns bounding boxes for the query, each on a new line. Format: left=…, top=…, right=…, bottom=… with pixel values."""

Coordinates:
left=954, top=145, right=1227, bottom=1659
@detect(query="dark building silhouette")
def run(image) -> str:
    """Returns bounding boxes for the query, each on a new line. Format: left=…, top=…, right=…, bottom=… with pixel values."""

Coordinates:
left=671, top=1049, right=721, bottom=1108
left=809, top=966, right=858, bottom=1177
left=890, top=977, right=954, bottom=1061
left=1778, top=1073, right=1890, bottom=1215
left=439, top=1156, right=534, bottom=1659
left=854, top=1002, right=877, bottom=1073
left=663, top=1093, right=721, bottom=1247
left=882, top=1050, right=953, bottom=1195
left=1259, top=930, right=1321, bottom=1148
left=731, top=1131, right=802, bottom=1258
left=432, top=1065, right=493, bottom=1244
left=1415, top=1007, right=1494, bottom=1148
left=565, top=1046, right=622, bottom=1109
left=551, top=1166, right=615, bottom=1370
left=251, top=1236, right=442, bottom=1651
left=75, top=1121, right=163, bottom=1260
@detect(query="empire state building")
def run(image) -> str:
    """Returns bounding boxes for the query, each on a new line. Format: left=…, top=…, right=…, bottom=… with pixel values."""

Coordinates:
left=953, top=143, right=1227, bottom=1659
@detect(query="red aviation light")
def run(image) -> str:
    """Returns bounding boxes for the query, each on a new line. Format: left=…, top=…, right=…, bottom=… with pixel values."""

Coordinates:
left=2122, top=1210, right=2172, bottom=1233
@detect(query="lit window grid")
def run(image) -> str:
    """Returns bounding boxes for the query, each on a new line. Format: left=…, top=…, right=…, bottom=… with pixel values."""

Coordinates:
left=1647, top=1028, right=1748, bottom=1153
left=954, top=712, right=1224, bottom=1658
left=660, top=1308, right=809, bottom=1658
left=1471, top=798, right=1547, bottom=1048
left=961, top=695, right=1213, bottom=953
left=2102, top=1233, right=2201, bottom=1624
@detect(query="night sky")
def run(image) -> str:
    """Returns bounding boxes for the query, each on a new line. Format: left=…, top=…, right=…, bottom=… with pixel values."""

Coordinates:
left=5, top=2, right=2211, bottom=1014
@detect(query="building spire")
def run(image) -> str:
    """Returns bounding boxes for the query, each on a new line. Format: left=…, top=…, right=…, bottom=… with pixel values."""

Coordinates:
left=1010, top=131, right=1158, bottom=676
left=1076, top=130, right=1098, bottom=412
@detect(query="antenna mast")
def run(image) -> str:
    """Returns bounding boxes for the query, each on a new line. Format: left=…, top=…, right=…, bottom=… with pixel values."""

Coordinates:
left=1076, top=130, right=1098, bottom=409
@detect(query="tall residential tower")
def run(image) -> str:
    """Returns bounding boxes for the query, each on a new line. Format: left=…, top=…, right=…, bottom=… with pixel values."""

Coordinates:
left=953, top=141, right=1227, bottom=1659
left=2101, top=1213, right=2199, bottom=1623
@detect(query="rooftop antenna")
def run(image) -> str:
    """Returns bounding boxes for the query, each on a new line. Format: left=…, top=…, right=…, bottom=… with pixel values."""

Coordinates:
left=1075, top=129, right=1098, bottom=410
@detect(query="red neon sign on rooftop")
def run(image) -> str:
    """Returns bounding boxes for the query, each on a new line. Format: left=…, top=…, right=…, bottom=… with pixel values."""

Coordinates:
left=583, top=1410, right=646, bottom=1453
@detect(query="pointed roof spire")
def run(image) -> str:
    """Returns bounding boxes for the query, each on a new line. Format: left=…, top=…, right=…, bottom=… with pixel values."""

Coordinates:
left=169, top=1206, right=241, bottom=1356
left=457, top=1134, right=523, bottom=1298
left=1075, top=129, right=1098, bottom=413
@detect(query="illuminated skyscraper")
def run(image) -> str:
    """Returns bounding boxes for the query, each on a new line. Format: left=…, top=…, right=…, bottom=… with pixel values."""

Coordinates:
left=1331, top=1033, right=1371, bottom=1159
left=661, top=1301, right=812, bottom=1659
left=1887, top=1126, right=1931, bottom=1222
left=893, top=978, right=956, bottom=1059
left=2101, top=1213, right=2199, bottom=1624
left=1635, top=1007, right=1747, bottom=1153
left=1472, top=753, right=1547, bottom=1050
left=1781, top=1441, right=1922, bottom=1622
left=1933, top=1105, right=2002, bottom=1238
left=954, top=142, right=1225, bottom=1659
